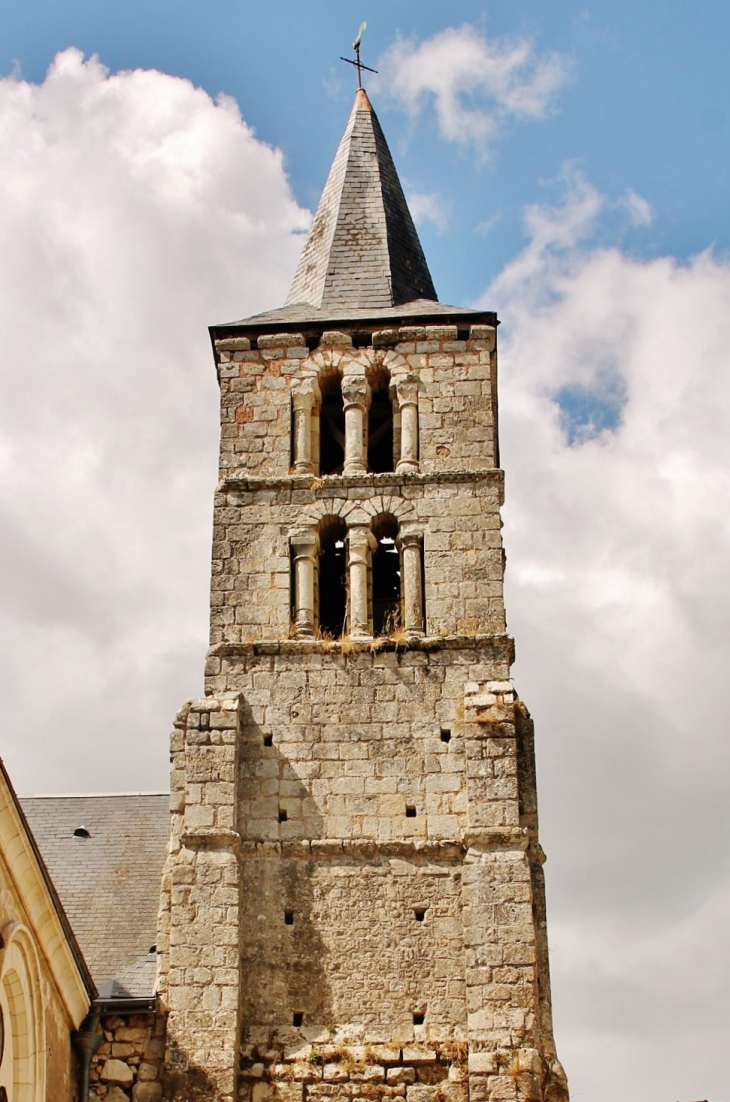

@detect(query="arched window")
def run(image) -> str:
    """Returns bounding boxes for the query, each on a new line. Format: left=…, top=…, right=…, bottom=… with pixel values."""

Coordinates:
left=318, top=516, right=348, bottom=637
left=0, top=928, right=45, bottom=1102
left=371, top=514, right=401, bottom=635
left=319, top=374, right=345, bottom=475
left=367, top=368, right=394, bottom=473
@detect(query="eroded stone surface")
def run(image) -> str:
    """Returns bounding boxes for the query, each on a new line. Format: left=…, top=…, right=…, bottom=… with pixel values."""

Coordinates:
left=155, top=316, right=568, bottom=1102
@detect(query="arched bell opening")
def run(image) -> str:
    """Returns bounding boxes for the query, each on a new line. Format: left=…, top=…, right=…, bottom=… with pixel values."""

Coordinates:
left=318, top=516, right=348, bottom=637
left=319, top=373, right=345, bottom=475
left=371, top=513, right=401, bottom=635
left=367, top=367, right=394, bottom=473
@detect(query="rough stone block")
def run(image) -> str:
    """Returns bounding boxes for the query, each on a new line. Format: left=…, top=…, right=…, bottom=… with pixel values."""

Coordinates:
left=101, top=1058, right=134, bottom=1086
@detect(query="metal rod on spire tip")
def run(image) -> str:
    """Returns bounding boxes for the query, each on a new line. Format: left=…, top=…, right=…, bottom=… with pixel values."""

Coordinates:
left=340, top=21, right=378, bottom=88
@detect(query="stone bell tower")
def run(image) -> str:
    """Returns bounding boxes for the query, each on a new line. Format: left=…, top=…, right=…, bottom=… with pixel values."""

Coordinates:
left=157, top=87, right=569, bottom=1102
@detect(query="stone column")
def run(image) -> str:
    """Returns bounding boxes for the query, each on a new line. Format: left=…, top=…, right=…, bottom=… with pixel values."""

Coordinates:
left=341, top=376, right=369, bottom=474
left=396, top=377, right=419, bottom=473
left=161, top=695, right=243, bottom=1102
left=458, top=680, right=569, bottom=1102
left=291, top=381, right=319, bottom=475
left=290, top=529, right=318, bottom=638
left=400, top=530, right=425, bottom=637
left=347, top=525, right=375, bottom=639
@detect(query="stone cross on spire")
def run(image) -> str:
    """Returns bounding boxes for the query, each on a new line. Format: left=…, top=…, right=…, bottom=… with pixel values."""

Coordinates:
left=286, top=88, right=438, bottom=314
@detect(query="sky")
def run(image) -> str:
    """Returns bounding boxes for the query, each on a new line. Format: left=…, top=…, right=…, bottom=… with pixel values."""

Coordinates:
left=0, top=3, right=729, bottom=1101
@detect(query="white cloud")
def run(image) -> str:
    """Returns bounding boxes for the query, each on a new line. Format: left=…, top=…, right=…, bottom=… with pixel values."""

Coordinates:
left=405, top=188, right=450, bottom=233
left=3, top=46, right=729, bottom=1102
left=480, top=175, right=730, bottom=1101
left=474, top=214, right=500, bottom=237
left=619, top=187, right=654, bottom=226
left=0, top=49, right=308, bottom=794
left=376, top=24, right=568, bottom=154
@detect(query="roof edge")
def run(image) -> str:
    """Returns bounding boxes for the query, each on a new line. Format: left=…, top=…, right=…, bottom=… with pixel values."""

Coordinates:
left=210, top=308, right=498, bottom=339
left=0, top=759, right=97, bottom=1019
left=20, top=791, right=169, bottom=800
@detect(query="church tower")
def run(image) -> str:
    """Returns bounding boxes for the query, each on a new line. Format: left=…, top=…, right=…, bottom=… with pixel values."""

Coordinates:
left=157, top=87, right=569, bottom=1102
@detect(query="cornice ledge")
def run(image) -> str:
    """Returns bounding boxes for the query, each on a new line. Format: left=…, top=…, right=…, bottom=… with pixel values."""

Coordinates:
left=463, top=828, right=530, bottom=854
left=218, top=468, right=504, bottom=495
left=208, top=633, right=515, bottom=662
left=180, top=828, right=241, bottom=851
left=238, top=838, right=465, bottom=860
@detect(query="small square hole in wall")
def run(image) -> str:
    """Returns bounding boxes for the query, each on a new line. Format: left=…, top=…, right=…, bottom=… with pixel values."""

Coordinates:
left=414, top=909, right=426, bottom=922
left=293, top=1012, right=304, bottom=1028
left=263, top=734, right=273, bottom=747
left=440, top=729, right=452, bottom=743
left=412, top=1012, right=425, bottom=1026
left=200, top=712, right=210, bottom=730
left=284, top=911, right=294, bottom=925
left=405, top=806, right=417, bottom=818
left=278, top=808, right=288, bottom=823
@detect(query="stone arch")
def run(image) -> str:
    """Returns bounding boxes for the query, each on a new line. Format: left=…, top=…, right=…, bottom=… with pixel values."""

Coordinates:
left=381, top=350, right=412, bottom=383
left=297, top=498, right=352, bottom=528
left=308, top=347, right=363, bottom=377
left=348, top=496, right=417, bottom=526
left=307, top=348, right=372, bottom=393
left=0, top=924, right=45, bottom=1102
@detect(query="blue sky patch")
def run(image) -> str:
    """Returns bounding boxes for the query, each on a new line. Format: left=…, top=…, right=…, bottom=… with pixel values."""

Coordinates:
left=553, top=379, right=627, bottom=445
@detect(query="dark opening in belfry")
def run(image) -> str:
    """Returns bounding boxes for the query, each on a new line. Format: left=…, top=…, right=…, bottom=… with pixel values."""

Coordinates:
left=367, top=368, right=394, bottom=473
left=320, top=373, right=345, bottom=475
left=318, top=516, right=348, bottom=637
left=371, top=513, right=400, bottom=634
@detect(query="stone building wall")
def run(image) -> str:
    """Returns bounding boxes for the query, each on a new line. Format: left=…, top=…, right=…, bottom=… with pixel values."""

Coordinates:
left=0, top=765, right=91, bottom=1101
left=157, top=322, right=568, bottom=1102
left=89, top=1013, right=165, bottom=1102
left=210, top=472, right=505, bottom=643
left=215, top=327, right=497, bottom=481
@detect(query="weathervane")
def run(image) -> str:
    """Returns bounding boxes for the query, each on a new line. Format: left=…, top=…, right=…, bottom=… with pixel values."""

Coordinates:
left=340, top=22, right=378, bottom=89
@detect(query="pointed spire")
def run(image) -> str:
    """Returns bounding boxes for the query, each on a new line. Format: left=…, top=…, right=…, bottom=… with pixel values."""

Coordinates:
left=287, top=88, right=437, bottom=313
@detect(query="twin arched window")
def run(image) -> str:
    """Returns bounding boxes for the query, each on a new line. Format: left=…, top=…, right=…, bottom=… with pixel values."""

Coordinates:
left=291, top=514, right=424, bottom=641
left=292, top=369, right=419, bottom=478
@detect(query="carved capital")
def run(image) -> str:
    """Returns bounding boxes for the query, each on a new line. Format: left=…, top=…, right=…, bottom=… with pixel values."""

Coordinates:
left=398, top=529, right=423, bottom=551
left=395, top=376, right=419, bottom=408
left=347, top=525, right=377, bottom=563
left=291, top=388, right=315, bottom=413
left=292, top=375, right=320, bottom=402
left=289, top=529, right=319, bottom=558
left=341, top=376, right=370, bottom=410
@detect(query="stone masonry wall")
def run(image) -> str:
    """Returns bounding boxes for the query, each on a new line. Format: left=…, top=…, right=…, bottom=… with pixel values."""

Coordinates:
left=89, top=1012, right=165, bottom=1102
left=158, top=319, right=568, bottom=1101
left=210, top=324, right=502, bottom=644
left=215, top=326, right=497, bottom=480
left=159, top=649, right=567, bottom=1101
left=210, top=473, right=505, bottom=643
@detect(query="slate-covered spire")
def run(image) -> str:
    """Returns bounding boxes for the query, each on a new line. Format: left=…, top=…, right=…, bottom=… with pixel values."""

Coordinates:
left=286, top=87, right=438, bottom=313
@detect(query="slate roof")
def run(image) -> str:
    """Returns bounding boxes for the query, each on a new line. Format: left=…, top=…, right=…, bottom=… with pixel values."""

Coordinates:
left=21, top=793, right=169, bottom=998
left=219, top=88, right=453, bottom=331
left=216, top=298, right=481, bottom=331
